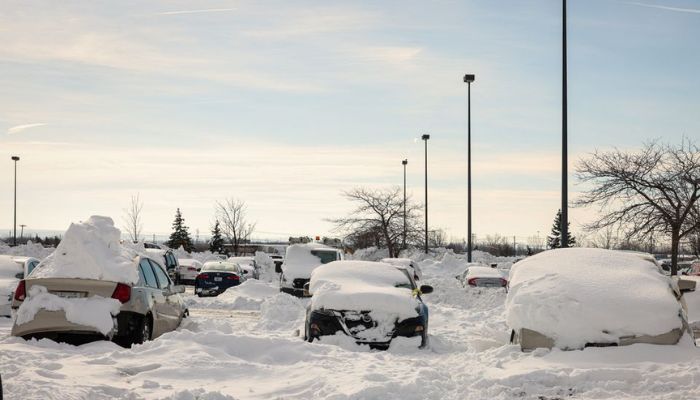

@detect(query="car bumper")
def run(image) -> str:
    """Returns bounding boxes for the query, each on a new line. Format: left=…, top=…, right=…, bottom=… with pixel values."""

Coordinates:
left=307, top=311, right=426, bottom=348
left=11, top=309, right=114, bottom=339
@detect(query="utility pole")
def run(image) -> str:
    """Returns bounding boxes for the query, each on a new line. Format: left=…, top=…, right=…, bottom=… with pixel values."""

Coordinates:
left=11, top=156, right=20, bottom=246
left=19, top=224, right=26, bottom=239
left=421, top=134, right=430, bottom=254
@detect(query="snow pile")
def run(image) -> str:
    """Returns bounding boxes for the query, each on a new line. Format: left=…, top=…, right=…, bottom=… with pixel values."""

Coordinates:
left=15, top=285, right=121, bottom=335
left=254, top=251, right=278, bottom=282
left=30, top=216, right=139, bottom=284
left=682, top=276, right=700, bottom=330
left=309, top=261, right=419, bottom=319
left=348, top=246, right=389, bottom=261
left=281, top=243, right=333, bottom=280
left=506, top=248, right=684, bottom=349
left=187, top=280, right=280, bottom=310
left=256, top=293, right=305, bottom=331
left=0, top=240, right=55, bottom=260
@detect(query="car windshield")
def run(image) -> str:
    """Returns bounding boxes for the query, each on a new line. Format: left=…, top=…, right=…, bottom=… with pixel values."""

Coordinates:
left=202, top=263, right=238, bottom=272
left=393, top=269, right=416, bottom=290
left=310, top=250, right=339, bottom=264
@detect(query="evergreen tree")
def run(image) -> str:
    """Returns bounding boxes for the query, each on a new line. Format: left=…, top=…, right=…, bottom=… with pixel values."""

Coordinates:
left=167, top=208, right=193, bottom=252
left=209, top=220, right=225, bottom=254
left=547, top=209, right=577, bottom=249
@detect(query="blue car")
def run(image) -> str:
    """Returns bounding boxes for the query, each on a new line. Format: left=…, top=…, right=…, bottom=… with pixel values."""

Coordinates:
left=194, top=261, right=245, bottom=297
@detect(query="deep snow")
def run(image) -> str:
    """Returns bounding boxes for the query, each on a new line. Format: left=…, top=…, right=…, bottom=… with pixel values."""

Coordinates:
left=1, top=249, right=700, bottom=399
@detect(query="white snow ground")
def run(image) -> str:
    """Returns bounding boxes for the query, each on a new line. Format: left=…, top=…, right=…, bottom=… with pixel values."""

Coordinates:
left=1, top=250, right=700, bottom=399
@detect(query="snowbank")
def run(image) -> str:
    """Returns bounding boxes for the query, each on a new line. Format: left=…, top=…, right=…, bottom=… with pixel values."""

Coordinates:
left=186, top=280, right=280, bottom=311
left=309, top=261, right=419, bottom=319
left=15, top=285, right=121, bottom=335
left=0, top=240, right=55, bottom=260
left=506, top=248, right=684, bottom=349
left=30, top=216, right=139, bottom=284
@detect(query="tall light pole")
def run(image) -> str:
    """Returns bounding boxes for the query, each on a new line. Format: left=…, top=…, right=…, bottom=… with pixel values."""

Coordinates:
left=421, top=134, right=430, bottom=254
left=402, top=159, right=408, bottom=251
left=561, top=0, right=569, bottom=248
left=464, top=73, right=475, bottom=262
left=11, top=156, right=19, bottom=246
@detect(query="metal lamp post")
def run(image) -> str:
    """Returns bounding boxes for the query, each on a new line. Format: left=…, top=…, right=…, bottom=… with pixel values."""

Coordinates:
left=11, top=156, right=19, bottom=246
left=421, top=134, right=430, bottom=254
left=561, top=0, right=569, bottom=248
left=402, top=159, right=408, bottom=251
left=464, top=73, right=475, bottom=262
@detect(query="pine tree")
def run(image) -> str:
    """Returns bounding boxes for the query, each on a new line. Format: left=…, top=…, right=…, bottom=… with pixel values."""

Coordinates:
left=167, top=208, right=194, bottom=252
left=547, top=209, right=576, bottom=249
left=209, top=220, right=225, bottom=254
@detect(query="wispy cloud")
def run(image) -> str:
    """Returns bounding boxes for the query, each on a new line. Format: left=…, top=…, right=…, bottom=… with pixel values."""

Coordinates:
left=624, top=2, right=700, bottom=14
left=7, top=123, right=46, bottom=135
left=158, top=8, right=236, bottom=16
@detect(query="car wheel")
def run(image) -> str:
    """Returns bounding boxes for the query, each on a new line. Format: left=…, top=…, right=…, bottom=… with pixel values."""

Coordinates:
left=132, top=315, right=152, bottom=346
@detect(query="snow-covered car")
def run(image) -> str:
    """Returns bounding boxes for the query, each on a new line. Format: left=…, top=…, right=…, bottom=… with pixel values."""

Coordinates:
left=460, top=266, right=507, bottom=289
left=145, top=248, right=180, bottom=283
left=10, top=216, right=188, bottom=346
left=227, top=256, right=259, bottom=279
left=195, top=261, right=245, bottom=297
left=177, top=258, right=202, bottom=285
left=304, top=260, right=433, bottom=349
left=380, top=258, right=423, bottom=280
left=0, top=255, right=40, bottom=317
left=280, top=244, right=344, bottom=297
left=506, top=248, right=694, bottom=351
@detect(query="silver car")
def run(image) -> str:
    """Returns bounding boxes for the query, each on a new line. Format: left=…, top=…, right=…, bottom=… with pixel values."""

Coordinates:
left=11, top=255, right=187, bottom=346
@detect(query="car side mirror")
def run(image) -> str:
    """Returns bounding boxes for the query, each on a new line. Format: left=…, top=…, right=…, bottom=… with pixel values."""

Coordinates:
left=172, top=285, right=186, bottom=294
left=678, top=278, right=696, bottom=294
left=420, top=285, right=433, bottom=294
left=303, top=282, right=311, bottom=297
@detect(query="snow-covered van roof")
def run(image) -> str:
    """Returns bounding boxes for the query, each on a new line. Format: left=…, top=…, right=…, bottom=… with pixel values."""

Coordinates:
left=282, top=243, right=341, bottom=280
left=506, top=248, right=683, bottom=350
left=309, top=261, right=419, bottom=319
left=29, top=216, right=140, bottom=284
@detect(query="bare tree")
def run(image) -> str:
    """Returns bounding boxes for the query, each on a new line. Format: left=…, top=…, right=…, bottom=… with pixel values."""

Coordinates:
left=329, top=187, right=422, bottom=257
left=429, top=228, right=448, bottom=248
left=576, top=140, right=700, bottom=274
left=122, top=194, right=144, bottom=242
left=215, top=198, right=256, bottom=256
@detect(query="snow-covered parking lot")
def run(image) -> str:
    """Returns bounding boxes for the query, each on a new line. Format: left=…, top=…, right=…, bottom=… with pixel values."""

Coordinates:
left=2, top=252, right=700, bottom=399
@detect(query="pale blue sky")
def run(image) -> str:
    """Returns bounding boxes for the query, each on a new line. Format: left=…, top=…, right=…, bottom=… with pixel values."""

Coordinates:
left=1, top=0, right=698, bottom=243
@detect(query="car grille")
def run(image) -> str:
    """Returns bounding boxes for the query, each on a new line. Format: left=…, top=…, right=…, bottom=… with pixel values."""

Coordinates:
left=472, top=278, right=505, bottom=287
left=341, top=311, right=377, bottom=334
left=292, top=278, right=309, bottom=289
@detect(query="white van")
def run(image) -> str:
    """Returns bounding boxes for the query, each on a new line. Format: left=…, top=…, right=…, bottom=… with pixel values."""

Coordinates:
left=279, top=244, right=343, bottom=297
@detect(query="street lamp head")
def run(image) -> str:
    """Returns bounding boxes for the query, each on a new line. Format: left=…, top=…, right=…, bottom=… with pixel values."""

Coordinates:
left=11, top=156, right=19, bottom=161
left=421, top=134, right=430, bottom=141
left=463, top=74, right=475, bottom=83
left=402, top=159, right=408, bottom=165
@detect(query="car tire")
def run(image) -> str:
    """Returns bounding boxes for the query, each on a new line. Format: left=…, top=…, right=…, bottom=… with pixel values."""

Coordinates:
left=131, top=314, right=152, bottom=346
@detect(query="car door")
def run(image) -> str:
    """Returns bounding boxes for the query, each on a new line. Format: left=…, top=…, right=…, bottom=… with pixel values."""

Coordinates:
left=138, top=259, right=166, bottom=337
left=149, top=259, right=182, bottom=334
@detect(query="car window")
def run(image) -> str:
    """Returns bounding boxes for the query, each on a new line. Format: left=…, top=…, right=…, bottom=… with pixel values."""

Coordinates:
left=27, top=261, right=39, bottom=275
left=394, top=269, right=416, bottom=290
left=150, top=259, right=171, bottom=289
left=311, top=250, right=339, bottom=264
left=139, top=259, right=158, bottom=288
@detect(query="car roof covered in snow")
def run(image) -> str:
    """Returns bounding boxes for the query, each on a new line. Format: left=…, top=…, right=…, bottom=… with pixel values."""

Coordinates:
left=29, top=216, right=140, bottom=284
left=309, top=261, right=419, bottom=319
left=282, top=243, right=339, bottom=279
left=506, top=248, right=682, bottom=349
left=465, top=266, right=505, bottom=279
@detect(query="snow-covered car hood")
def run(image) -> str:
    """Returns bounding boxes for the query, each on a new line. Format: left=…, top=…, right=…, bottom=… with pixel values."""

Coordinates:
left=506, top=248, right=683, bottom=349
left=309, top=261, right=420, bottom=320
